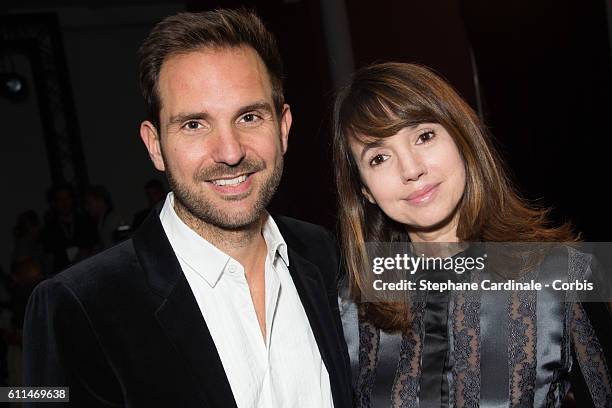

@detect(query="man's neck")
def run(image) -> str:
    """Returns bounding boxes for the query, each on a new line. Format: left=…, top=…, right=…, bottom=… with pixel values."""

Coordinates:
left=172, top=199, right=266, bottom=272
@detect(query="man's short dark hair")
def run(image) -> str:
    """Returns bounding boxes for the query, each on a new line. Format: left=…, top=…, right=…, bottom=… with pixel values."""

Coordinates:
left=138, top=8, right=284, bottom=130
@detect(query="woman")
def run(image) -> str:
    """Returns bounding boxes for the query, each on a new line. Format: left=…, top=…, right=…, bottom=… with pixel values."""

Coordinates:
left=333, top=63, right=611, bottom=407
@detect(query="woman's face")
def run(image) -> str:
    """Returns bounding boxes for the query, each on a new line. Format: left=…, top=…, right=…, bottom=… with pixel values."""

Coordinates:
left=349, top=123, right=466, bottom=239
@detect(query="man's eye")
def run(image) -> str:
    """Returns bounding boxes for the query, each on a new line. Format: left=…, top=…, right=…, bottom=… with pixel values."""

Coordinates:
left=239, top=113, right=261, bottom=124
left=416, top=130, right=435, bottom=144
left=183, top=121, right=202, bottom=130
left=369, top=154, right=389, bottom=166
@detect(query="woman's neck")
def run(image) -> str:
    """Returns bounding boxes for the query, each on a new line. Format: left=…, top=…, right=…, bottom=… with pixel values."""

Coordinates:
left=407, top=213, right=460, bottom=243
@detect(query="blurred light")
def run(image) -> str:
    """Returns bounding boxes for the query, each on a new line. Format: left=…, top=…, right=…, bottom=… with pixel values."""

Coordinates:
left=0, top=72, right=28, bottom=102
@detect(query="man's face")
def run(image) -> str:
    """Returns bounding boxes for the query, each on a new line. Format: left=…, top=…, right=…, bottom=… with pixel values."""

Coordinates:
left=140, top=46, right=291, bottom=229
left=52, top=190, right=74, bottom=216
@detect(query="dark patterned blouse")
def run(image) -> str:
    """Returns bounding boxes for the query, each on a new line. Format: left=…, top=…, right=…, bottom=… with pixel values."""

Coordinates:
left=340, top=245, right=612, bottom=407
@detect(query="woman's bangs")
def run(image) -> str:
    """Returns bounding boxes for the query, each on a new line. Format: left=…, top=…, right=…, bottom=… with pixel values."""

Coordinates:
left=343, top=89, right=432, bottom=144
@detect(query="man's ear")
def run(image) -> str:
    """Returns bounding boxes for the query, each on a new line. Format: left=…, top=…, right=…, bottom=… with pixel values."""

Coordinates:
left=279, top=104, right=292, bottom=154
left=361, top=185, right=376, bottom=204
left=140, top=121, right=165, bottom=171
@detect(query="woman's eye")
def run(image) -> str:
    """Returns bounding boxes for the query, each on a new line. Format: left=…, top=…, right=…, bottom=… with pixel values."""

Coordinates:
left=369, top=154, right=389, bottom=166
left=416, top=130, right=435, bottom=144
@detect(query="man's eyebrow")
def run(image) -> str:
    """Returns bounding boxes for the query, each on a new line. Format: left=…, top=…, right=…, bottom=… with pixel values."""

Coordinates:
left=166, top=102, right=274, bottom=129
left=167, top=112, right=210, bottom=128
left=236, top=101, right=274, bottom=117
left=360, top=140, right=384, bottom=161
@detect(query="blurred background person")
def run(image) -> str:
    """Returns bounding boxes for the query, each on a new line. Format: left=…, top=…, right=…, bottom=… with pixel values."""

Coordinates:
left=83, top=184, right=127, bottom=249
left=3, top=258, right=44, bottom=387
left=131, top=178, right=167, bottom=230
left=41, top=184, right=98, bottom=275
left=10, top=210, right=44, bottom=268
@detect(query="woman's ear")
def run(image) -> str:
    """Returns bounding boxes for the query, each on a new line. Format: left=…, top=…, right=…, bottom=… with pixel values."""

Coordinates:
left=361, top=186, right=376, bottom=204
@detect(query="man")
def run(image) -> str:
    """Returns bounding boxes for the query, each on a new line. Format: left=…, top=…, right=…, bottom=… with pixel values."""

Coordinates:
left=41, top=184, right=98, bottom=274
left=23, top=9, right=352, bottom=407
left=82, top=185, right=126, bottom=249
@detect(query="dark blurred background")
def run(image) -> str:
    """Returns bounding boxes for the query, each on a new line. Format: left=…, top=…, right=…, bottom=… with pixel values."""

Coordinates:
left=0, top=0, right=610, bottom=389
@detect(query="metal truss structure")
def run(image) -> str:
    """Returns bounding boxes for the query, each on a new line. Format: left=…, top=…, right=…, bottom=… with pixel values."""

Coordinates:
left=0, top=12, right=88, bottom=188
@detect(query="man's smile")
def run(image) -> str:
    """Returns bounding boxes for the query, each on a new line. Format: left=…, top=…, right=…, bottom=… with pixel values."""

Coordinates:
left=210, top=173, right=249, bottom=186
left=207, top=172, right=255, bottom=195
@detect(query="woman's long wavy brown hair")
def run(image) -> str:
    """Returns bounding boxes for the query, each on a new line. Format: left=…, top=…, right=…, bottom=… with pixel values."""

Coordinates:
left=332, top=63, right=578, bottom=332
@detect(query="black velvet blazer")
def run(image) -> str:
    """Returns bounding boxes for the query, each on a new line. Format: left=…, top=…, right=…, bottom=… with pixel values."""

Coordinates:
left=23, top=210, right=353, bottom=408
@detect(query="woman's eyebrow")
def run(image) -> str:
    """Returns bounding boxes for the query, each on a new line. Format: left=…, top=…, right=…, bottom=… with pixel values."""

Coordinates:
left=360, top=140, right=385, bottom=161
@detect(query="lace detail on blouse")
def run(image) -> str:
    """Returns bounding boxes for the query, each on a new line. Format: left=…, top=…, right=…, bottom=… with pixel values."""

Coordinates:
left=451, top=289, right=481, bottom=407
left=390, top=301, right=425, bottom=408
left=566, top=246, right=612, bottom=407
left=508, top=289, right=537, bottom=406
left=356, top=314, right=380, bottom=408
left=571, top=302, right=612, bottom=408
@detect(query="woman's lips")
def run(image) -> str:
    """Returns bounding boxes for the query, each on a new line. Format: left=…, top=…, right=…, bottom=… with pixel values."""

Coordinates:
left=404, top=182, right=441, bottom=204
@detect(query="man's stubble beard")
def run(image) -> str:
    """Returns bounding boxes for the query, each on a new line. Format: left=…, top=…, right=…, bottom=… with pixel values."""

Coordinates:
left=165, top=156, right=284, bottom=231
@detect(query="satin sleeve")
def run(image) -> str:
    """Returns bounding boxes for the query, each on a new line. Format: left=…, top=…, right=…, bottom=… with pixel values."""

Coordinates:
left=568, top=250, right=612, bottom=407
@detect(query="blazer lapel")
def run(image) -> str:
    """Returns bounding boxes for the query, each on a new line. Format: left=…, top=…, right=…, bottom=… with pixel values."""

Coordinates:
left=287, top=248, right=349, bottom=407
left=133, top=209, right=237, bottom=407
left=155, top=278, right=237, bottom=408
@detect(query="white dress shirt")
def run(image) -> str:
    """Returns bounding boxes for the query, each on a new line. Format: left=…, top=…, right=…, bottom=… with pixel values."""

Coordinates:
left=159, top=193, right=334, bottom=408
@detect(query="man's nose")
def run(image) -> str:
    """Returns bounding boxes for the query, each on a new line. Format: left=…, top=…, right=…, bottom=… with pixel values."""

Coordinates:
left=211, top=126, right=246, bottom=166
